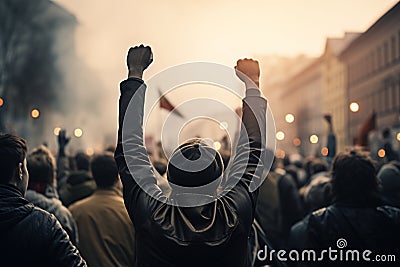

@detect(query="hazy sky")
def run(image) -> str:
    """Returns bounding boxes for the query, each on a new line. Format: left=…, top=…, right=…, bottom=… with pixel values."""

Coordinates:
left=54, top=0, right=397, bottom=79
left=50, top=0, right=398, bottom=150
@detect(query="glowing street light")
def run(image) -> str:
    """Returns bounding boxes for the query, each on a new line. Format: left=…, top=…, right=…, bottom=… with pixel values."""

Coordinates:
left=276, top=131, right=285, bottom=141
left=31, top=109, right=40, bottom=119
left=53, top=127, right=61, bottom=136
left=285, top=113, right=295, bottom=123
left=213, top=141, right=221, bottom=150
left=0, top=97, right=4, bottom=107
left=74, top=128, right=83, bottom=138
left=86, top=148, right=94, bottom=156
left=378, top=149, right=386, bottom=158
left=293, top=137, right=301, bottom=147
left=321, top=147, right=329, bottom=156
left=349, top=102, right=359, bottom=113
left=310, top=134, right=319, bottom=144
left=397, top=132, right=400, bottom=141
left=275, top=149, right=286, bottom=159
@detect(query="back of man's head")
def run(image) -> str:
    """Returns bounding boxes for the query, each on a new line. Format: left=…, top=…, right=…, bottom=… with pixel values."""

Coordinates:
left=0, top=134, right=27, bottom=184
left=75, top=152, right=90, bottom=171
left=27, top=146, right=55, bottom=185
left=91, top=152, right=118, bottom=189
left=166, top=138, right=223, bottom=190
left=331, top=150, right=379, bottom=204
left=310, top=158, right=328, bottom=176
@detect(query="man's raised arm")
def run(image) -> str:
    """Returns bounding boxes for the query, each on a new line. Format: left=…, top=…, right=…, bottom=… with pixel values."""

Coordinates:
left=114, top=45, right=166, bottom=227
left=223, top=58, right=267, bottom=210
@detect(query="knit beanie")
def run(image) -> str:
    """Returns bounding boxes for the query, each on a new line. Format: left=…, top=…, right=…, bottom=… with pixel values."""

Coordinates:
left=167, top=138, right=223, bottom=188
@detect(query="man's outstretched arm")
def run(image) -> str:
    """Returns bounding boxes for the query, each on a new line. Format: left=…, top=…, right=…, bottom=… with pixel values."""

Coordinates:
left=223, top=59, right=267, bottom=215
left=114, top=45, right=166, bottom=227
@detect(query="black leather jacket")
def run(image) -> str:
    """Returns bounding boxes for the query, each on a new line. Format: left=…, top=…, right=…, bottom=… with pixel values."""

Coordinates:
left=115, top=78, right=267, bottom=267
left=289, top=203, right=400, bottom=266
left=0, top=184, right=86, bottom=267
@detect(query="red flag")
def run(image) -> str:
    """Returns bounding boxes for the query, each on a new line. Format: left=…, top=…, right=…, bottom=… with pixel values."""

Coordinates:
left=356, top=111, right=376, bottom=147
left=159, top=91, right=184, bottom=118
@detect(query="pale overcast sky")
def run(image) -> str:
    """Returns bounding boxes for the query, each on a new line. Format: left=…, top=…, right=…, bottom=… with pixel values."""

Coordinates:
left=51, top=0, right=398, bottom=148
left=54, top=0, right=397, bottom=78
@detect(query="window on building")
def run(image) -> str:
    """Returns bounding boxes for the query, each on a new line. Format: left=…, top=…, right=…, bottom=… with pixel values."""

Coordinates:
left=384, top=41, right=389, bottom=67
left=377, top=46, right=382, bottom=69
left=391, top=35, right=396, bottom=63
left=398, top=30, right=400, bottom=61
left=371, top=51, right=375, bottom=72
left=392, top=81, right=397, bottom=111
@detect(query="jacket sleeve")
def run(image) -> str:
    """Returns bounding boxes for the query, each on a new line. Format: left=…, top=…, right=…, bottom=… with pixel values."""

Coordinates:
left=46, top=213, right=87, bottom=267
left=114, top=78, right=167, bottom=228
left=222, top=88, right=267, bottom=217
left=56, top=148, right=70, bottom=192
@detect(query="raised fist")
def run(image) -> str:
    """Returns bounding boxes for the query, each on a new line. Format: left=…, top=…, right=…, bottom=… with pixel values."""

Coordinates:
left=235, top=58, right=260, bottom=88
left=127, top=44, right=153, bottom=78
left=58, top=129, right=70, bottom=149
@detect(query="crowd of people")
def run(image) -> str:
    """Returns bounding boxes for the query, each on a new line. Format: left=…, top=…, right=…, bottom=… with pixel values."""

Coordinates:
left=0, top=45, right=399, bottom=267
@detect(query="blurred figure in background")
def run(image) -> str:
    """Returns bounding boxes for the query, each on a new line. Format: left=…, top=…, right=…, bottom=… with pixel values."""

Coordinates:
left=324, top=114, right=337, bottom=166
left=0, top=134, right=86, bottom=267
left=69, top=152, right=135, bottom=267
left=378, top=161, right=400, bottom=208
left=289, top=150, right=400, bottom=266
left=256, top=150, right=303, bottom=249
left=26, top=145, right=78, bottom=245
left=56, top=130, right=96, bottom=207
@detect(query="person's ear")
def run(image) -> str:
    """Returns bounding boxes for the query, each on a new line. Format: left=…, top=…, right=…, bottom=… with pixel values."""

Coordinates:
left=18, top=163, right=23, bottom=180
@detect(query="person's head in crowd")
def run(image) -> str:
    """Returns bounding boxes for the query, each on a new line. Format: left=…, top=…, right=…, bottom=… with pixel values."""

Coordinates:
left=289, top=154, right=303, bottom=169
left=285, top=164, right=300, bottom=187
left=331, top=150, right=380, bottom=205
left=377, top=161, right=400, bottom=208
left=75, top=152, right=90, bottom=171
left=0, top=134, right=29, bottom=194
left=153, top=160, right=167, bottom=176
left=303, top=156, right=315, bottom=179
left=166, top=138, right=223, bottom=195
left=283, top=155, right=291, bottom=167
left=27, top=146, right=56, bottom=193
left=310, top=158, right=328, bottom=176
left=105, top=145, right=115, bottom=153
left=301, top=176, right=333, bottom=212
left=91, top=152, right=118, bottom=189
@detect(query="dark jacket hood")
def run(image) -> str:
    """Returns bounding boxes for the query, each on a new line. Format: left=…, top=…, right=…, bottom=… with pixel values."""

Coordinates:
left=0, top=184, right=34, bottom=231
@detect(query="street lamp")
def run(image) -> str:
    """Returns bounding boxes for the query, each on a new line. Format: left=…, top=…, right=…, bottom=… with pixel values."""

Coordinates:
left=53, top=127, right=61, bottom=136
left=31, top=109, right=40, bottom=119
left=74, top=128, right=83, bottom=138
left=293, top=137, right=301, bottom=147
left=276, top=131, right=285, bottom=141
left=349, top=102, right=359, bottom=113
left=285, top=113, right=295, bottom=123
left=309, top=134, right=319, bottom=144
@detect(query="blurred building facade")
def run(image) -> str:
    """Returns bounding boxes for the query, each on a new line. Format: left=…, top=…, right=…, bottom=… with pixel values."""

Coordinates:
left=321, top=32, right=360, bottom=152
left=266, top=1, right=400, bottom=158
left=340, top=2, right=400, bottom=149
left=279, top=59, right=323, bottom=156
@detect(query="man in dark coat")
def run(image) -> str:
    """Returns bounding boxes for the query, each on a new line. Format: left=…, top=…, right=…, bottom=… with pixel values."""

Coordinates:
left=115, top=45, right=267, bottom=267
left=0, top=133, right=86, bottom=267
left=290, top=150, right=400, bottom=267
left=25, top=145, right=78, bottom=245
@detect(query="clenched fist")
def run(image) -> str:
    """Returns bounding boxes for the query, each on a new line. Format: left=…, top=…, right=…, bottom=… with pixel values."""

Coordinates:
left=235, top=58, right=260, bottom=89
left=127, top=44, right=153, bottom=79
